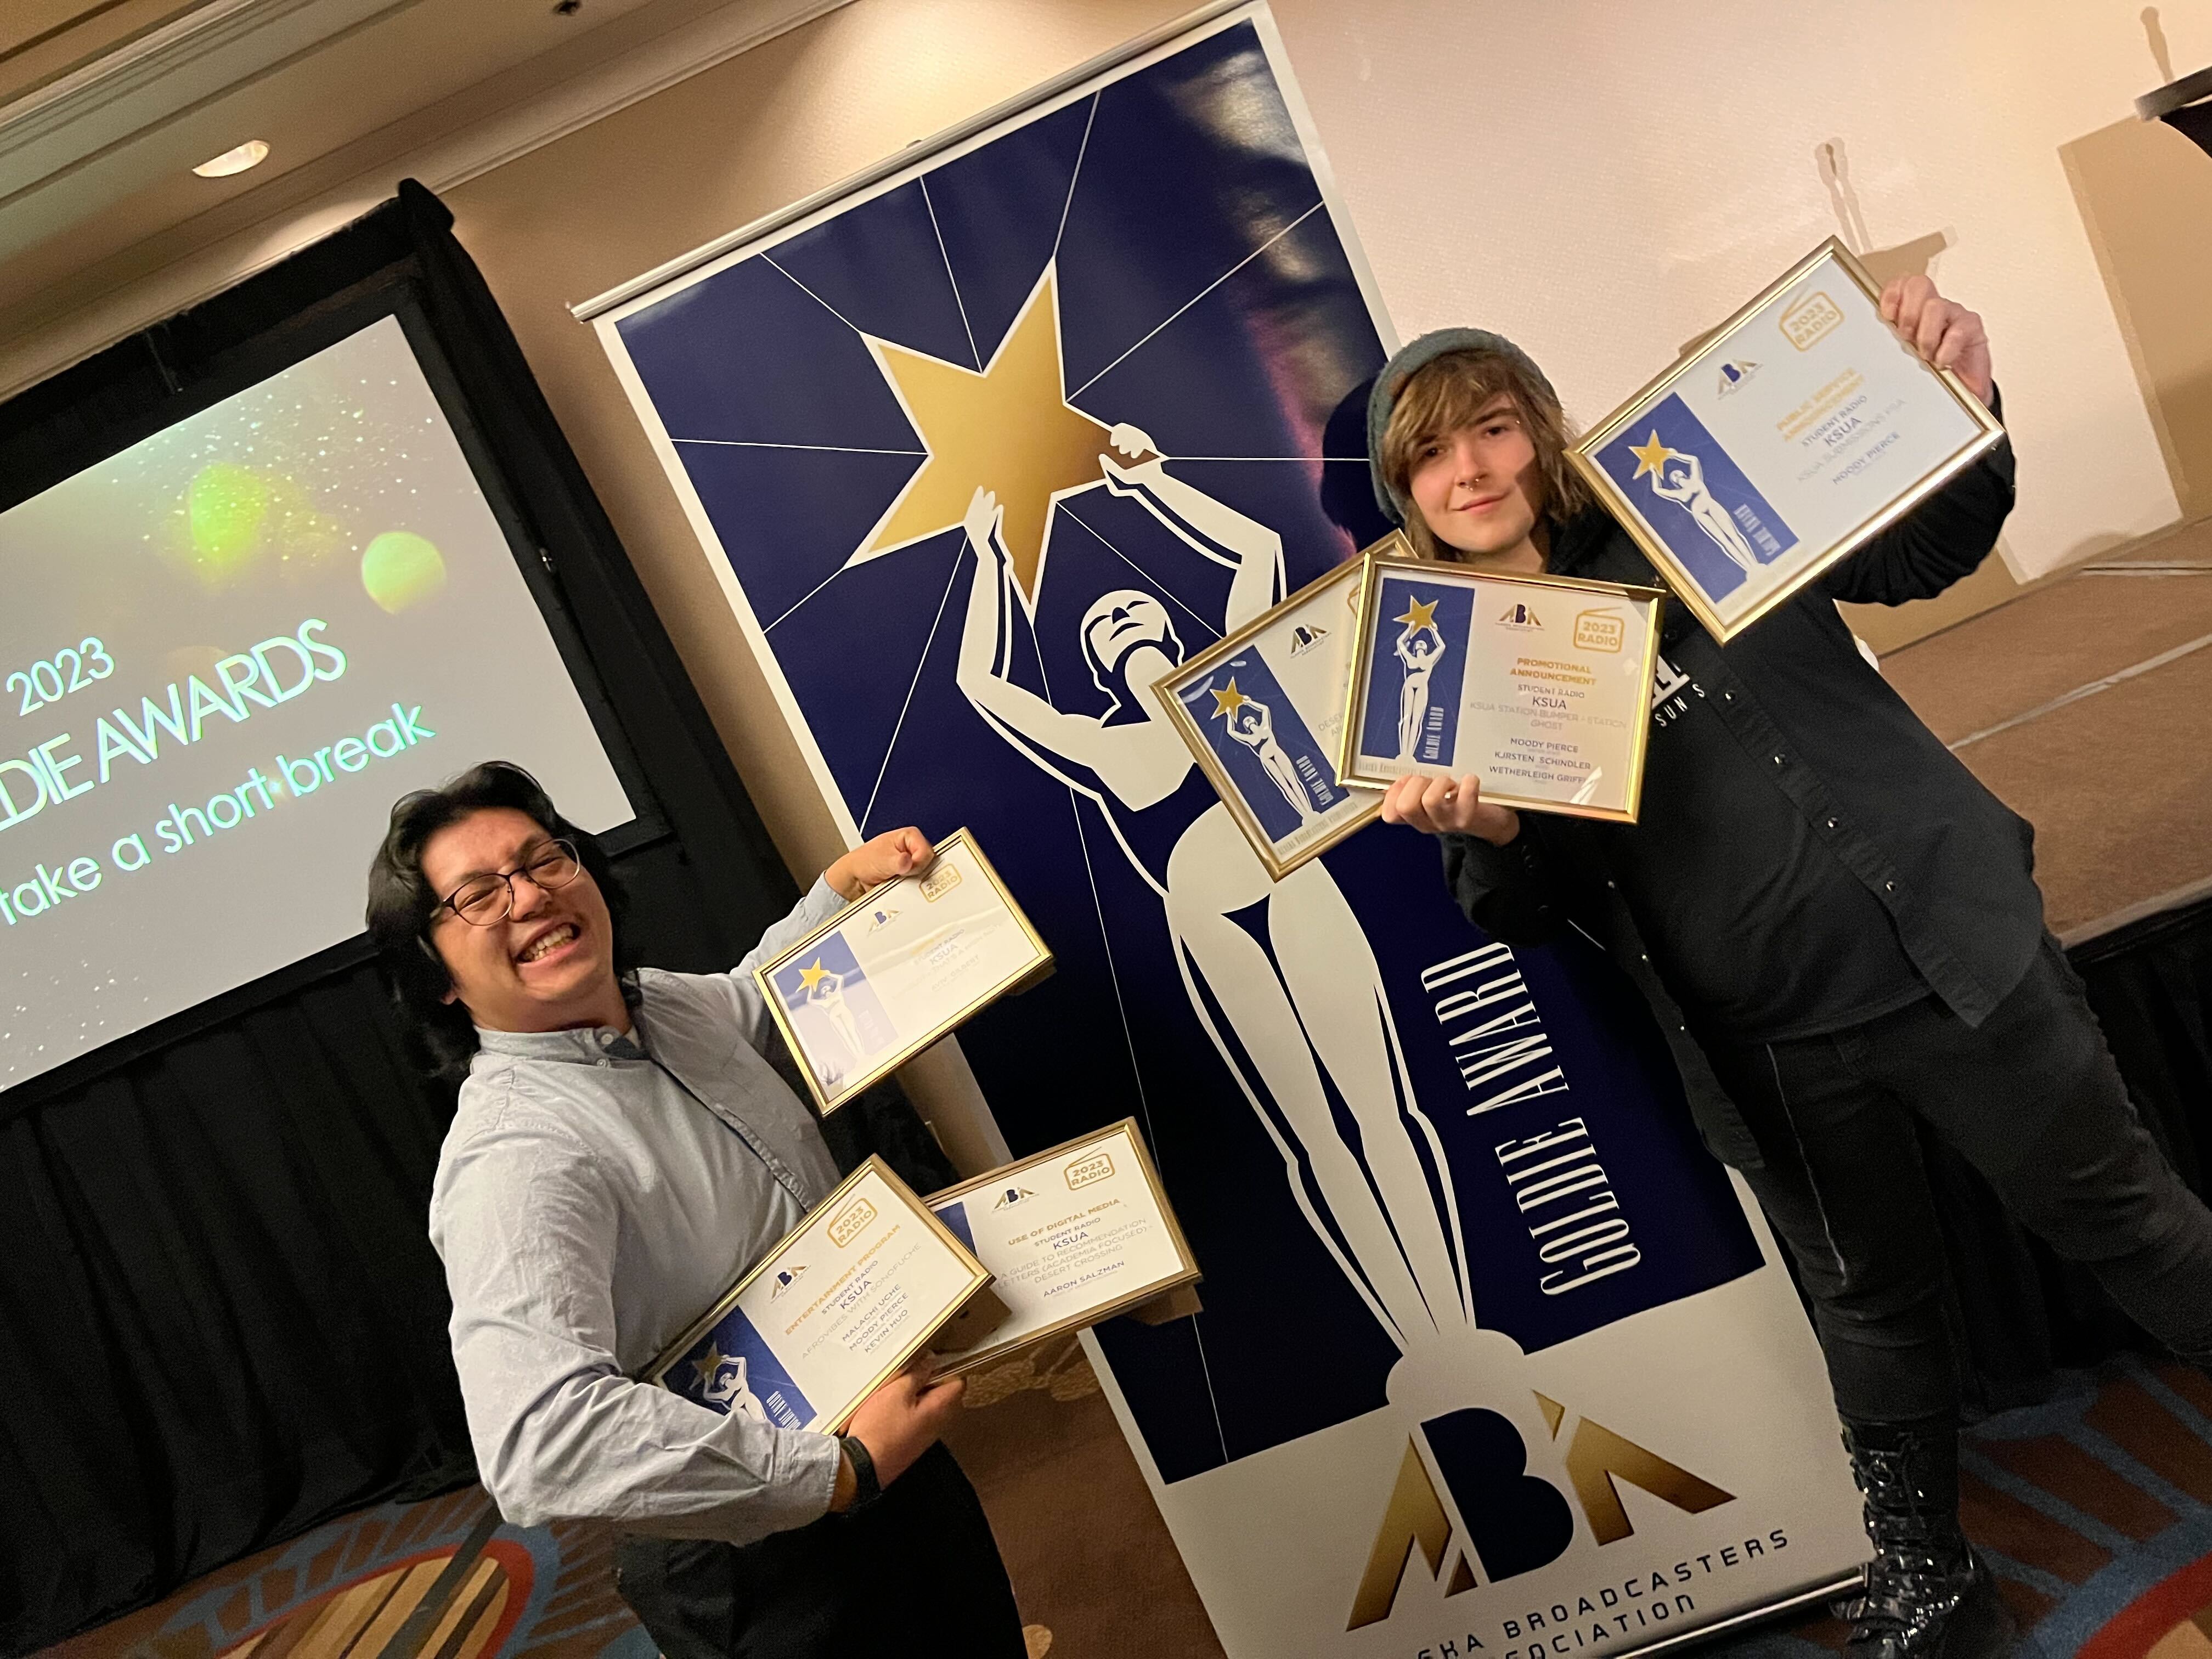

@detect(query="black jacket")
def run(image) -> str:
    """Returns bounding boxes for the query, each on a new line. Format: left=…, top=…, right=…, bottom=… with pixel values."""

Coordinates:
left=1440, top=431, right=2025, bottom=1169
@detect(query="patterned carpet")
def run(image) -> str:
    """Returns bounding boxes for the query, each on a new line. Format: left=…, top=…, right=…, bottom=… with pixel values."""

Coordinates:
left=38, top=1354, right=2212, bottom=1659
left=1714, top=1358, right=2212, bottom=1658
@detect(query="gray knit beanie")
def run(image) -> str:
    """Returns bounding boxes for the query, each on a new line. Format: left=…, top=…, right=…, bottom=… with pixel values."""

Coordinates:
left=1365, top=328, right=1559, bottom=525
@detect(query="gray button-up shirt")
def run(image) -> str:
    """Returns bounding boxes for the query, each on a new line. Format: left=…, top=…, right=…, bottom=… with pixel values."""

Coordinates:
left=428, top=877, right=849, bottom=1544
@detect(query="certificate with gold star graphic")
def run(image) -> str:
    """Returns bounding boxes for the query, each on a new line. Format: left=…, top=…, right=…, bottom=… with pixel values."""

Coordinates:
left=1151, top=554, right=1379, bottom=878
left=755, top=827, right=1052, bottom=1114
left=644, top=1155, right=995, bottom=1433
left=1340, top=545, right=1665, bottom=823
left=1570, top=238, right=2004, bottom=642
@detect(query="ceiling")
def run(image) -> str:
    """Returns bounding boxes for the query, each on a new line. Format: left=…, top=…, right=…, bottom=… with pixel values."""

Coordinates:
left=0, top=0, right=781, bottom=341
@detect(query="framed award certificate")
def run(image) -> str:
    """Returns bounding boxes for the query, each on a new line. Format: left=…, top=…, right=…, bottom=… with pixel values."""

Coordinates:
left=926, top=1119, right=1200, bottom=1374
left=644, top=1156, right=993, bottom=1433
left=755, top=827, right=1051, bottom=1114
left=1150, top=555, right=1379, bottom=878
left=1339, top=544, right=1664, bottom=822
left=1569, top=238, right=2004, bottom=642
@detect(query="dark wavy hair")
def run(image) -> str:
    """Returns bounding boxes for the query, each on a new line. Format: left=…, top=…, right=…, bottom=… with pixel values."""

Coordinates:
left=365, top=761, right=628, bottom=1080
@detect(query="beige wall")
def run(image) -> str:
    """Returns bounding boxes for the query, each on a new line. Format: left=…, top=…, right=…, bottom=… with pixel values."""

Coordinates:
left=1270, top=0, right=2212, bottom=578
left=4, top=0, right=2209, bottom=1151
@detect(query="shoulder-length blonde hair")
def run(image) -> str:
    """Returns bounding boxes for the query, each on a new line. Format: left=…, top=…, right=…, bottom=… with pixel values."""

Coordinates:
left=1378, top=347, right=1592, bottom=561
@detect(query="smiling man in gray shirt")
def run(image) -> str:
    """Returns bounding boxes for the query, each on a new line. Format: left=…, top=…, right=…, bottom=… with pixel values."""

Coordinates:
left=366, top=761, right=1024, bottom=1658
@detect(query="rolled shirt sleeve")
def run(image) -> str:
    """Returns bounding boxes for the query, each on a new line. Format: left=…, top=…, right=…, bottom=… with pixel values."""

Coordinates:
left=431, top=1110, right=841, bottom=1545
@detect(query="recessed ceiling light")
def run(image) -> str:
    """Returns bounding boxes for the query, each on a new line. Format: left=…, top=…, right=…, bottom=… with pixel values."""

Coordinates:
left=193, top=140, right=269, bottom=179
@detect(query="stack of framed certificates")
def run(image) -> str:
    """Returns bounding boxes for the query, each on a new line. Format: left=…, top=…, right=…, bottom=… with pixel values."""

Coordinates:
left=755, top=827, right=1052, bottom=1114
left=1151, top=534, right=1667, bottom=868
left=645, top=1124, right=1201, bottom=1432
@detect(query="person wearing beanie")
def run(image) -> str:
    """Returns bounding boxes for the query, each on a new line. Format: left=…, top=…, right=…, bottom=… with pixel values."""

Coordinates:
left=1364, top=279, right=2212, bottom=1659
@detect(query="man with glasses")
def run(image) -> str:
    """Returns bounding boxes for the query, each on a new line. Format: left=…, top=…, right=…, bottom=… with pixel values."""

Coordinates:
left=365, top=761, right=1023, bottom=1659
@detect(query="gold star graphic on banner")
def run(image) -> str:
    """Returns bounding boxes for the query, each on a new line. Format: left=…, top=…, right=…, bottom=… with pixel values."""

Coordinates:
left=1393, top=596, right=1439, bottom=630
left=865, top=269, right=1107, bottom=601
left=797, top=960, right=831, bottom=992
left=692, top=1344, right=729, bottom=1389
left=1628, top=432, right=1676, bottom=481
left=1209, top=678, right=1250, bottom=719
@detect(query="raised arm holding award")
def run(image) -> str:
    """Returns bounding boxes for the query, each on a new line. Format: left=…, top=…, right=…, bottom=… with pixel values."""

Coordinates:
left=1570, top=238, right=2004, bottom=642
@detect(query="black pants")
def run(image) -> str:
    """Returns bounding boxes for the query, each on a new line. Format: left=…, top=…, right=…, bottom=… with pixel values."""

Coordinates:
left=612, top=1444, right=1025, bottom=1658
left=1706, top=934, right=2212, bottom=1425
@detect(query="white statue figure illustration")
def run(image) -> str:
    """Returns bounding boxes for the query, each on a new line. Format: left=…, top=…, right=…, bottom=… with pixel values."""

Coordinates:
left=953, top=424, right=1472, bottom=1362
left=702, top=1353, right=771, bottom=1424
left=1218, top=692, right=1314, bottom=823
left=793, top=960, right=870, bottom=1077
left=1394, top=615, right=1446, bottom=760
left=1647, top=449, right=1759, bottom=575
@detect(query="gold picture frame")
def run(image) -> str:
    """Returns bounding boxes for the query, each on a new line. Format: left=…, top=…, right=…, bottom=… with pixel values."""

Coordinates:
left=754, top=827, right=1052, bottom=1115
left=641, top=1154, right=995, bottom=1434
left=1149, top=555, right=1380, bottom=879
left=926, top=1117, right=1201, bottom=1376
left=1337, top=547, right=1665, bottom=825
left=1568, top=237, right=2004, bottom=644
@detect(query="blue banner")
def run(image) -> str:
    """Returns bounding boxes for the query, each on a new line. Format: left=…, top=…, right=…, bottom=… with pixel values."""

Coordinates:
left=607, top=18, right=1760, bottom=1485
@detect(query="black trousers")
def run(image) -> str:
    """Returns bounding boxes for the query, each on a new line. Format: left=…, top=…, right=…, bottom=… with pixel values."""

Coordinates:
left=1705, top=934, right=2212, bottom=1425
left=612, top=1444, right=1025, bottom=1658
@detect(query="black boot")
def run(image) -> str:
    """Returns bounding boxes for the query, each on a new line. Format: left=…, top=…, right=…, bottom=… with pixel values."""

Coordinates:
left=1838, top=1418, right=2015, bottom=1657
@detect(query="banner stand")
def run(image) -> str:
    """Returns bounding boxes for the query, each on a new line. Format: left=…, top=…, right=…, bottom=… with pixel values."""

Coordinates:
left=583, top=5, right=1871, bottom=1651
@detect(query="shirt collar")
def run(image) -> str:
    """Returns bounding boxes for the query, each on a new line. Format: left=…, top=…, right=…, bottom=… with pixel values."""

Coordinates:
left=474, top=1023, right=644, bottom=1064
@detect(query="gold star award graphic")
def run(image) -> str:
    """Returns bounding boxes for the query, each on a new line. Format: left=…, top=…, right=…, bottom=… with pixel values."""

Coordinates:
left=1627, top=431, right=1677, bottom=481
left=1209, top=678, right=1250, bottom=719
left=1393, top=595, right=1440, bottom=630
left=691, top=1343, right=730, bottom=1390
left=860, top=268, right=1106, bottom=601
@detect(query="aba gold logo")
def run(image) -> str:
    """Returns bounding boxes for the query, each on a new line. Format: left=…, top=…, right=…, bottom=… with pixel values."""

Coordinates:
left=1346, top=1393, right=1734, bottom=1629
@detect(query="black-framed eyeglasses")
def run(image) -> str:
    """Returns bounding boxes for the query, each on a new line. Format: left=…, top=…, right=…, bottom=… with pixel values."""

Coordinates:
left=438, top=840, right=583, bottom=927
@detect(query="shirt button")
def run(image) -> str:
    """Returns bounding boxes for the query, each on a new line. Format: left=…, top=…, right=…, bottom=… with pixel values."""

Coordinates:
left=597, top=1058, right=611, bottom=1068
left=1772, top=754, right=1785, bottom=765
left=1723, top=691, right=1734, bottom=702
left=1826, top=817, right=1839, bottom=830
left=1884, top=881, right=1897, bottom=893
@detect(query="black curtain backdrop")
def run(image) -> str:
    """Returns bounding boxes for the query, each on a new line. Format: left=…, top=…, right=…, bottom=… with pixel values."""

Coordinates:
left=0, top=184, right=948, bottom=1656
